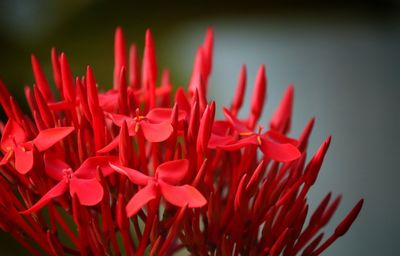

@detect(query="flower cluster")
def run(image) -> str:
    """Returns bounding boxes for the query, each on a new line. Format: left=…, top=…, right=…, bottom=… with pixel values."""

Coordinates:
left=0, top=27, right=363, bottom=255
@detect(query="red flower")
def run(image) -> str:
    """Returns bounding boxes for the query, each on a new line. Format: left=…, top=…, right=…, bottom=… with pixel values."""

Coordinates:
left=0, top=119, right=74, bottom=174
left=98, top=107, right=184, bottom=153
left=21, top=154, right=118, bottom=214
left=110, top=159, right=206, bottom=217
left=212, top=107, right=300, bottom=162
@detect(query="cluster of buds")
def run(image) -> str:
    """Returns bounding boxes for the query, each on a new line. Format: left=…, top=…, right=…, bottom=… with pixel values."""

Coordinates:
left=0, top=27, right=363, bottom=255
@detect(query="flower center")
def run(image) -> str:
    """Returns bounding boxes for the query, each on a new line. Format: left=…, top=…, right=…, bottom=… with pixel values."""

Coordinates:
left=62, top=168, right=73, bottom=181
left=239, top=132, right=253, bottom=136
left=133, top=108, right=147, bottom=133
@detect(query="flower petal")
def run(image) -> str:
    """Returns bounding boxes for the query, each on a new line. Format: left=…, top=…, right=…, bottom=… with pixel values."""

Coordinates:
left=33, top=127, right=74, bottom=152
left=218, top=135, right=258, bottom=151
left=74, top=156, right=118, bottom=178
left=69, top=178, right=103, bottom=206
left=97, top=135, right=120, bottom=154
left=140, top=121, right=173, bottom=142
left=157, top=159, right=188, bottom=185
left=109, top=163, right=149, bottom=185
left=175, top=87, right=191, bottom=114
left=14, top=147, right=34, bottom=174
left=160, top=182, right=207, bottom=208
left=106, top=112, right=135, bottom=127
left=126, top=183, right=158, bottom=217
left=260, top=137, right=301, bottom=162
left=20, top=180, right=68, bottom=214
left=0, top=150, right=13, bottom=166
left=222, top=107, right=250, bottom=133
left=99, top=91, right=118, bottom=112
left=146, top=108, right=186, bottom=123
left=44, top=153, right=71, bottom=181
left=265, top=130, right=298, bottom=146
left=212, top=120, right=231, bottom=136
left=208, top=133, right=236, bottom=149
left=1, top=119, right=26, bottom=150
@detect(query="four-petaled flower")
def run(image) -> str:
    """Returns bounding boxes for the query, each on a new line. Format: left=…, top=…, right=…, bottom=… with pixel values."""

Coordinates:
left=213, top=107, right=301, bottom=162
left=110, top=159, right=206, bottom=217
left=21, top=154, right=118, bottom=214
left=0, top=119, right=74, bottom=174
left=99, top=108, right=185, bottom=153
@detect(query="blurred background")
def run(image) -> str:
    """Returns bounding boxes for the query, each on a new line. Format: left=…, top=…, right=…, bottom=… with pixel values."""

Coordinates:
left=0, top=0, right=399, bottom=255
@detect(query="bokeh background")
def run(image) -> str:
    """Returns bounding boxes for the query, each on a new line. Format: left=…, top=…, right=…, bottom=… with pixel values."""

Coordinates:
left=0, top=0, right=399, bottom=255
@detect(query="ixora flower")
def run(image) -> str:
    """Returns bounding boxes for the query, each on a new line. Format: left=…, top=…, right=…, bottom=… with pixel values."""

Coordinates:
left=0, top=27, right=363, bottom=256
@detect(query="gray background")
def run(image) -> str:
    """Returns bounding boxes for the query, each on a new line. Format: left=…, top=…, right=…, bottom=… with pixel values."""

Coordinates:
left=0, top=1, right=399, bottom=255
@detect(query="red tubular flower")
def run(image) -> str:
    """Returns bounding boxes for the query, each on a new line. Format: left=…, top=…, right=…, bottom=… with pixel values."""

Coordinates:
left=0, top=26, right=362, bottom=255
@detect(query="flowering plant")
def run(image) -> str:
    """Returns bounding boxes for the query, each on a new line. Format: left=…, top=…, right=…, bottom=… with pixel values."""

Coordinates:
left=0, top=27, right=362, bottom=255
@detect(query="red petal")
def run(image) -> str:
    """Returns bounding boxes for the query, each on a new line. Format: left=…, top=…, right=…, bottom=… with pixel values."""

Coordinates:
left=106, top=112, right=134, bottom=127
left=98, top=92, right=118, bottom=112
left=260, top=137, right=301, bottom=162
left=157, top=159, right=188, bottom=185
left=97, top=136, right=120, bottom=154
left=223, top=107, right=250, bottom=133
left=20, top=180, right=68, bottom=214
left=126, top=183, right=158, bottom=217
left=208, top=133, right=236, bottom=149
left=140, top=121, right=172, bottom=142
left=212, top=120, right=231, bottom=136
left=146, top=108, right=186, bottom=123
left=160, top=182, right=206, bottom=208
left=33, top=127, right=74, bottom=152
left=14, top=147, right=34, bottom=174
left=219, top=135, right=258, bottom=151
left=265, top=130, right=298, bottom=146
left=74, top=156, right=118, bottom=179
left=1, top=119, right=26, bottom=150
left=109, top=163, right=149, bottom=185
left=69, top=178, right=103, bottom=206
left=0, top=150, right=13, bottom=166
left=44, top=153, right=70, bottom=181
left=175, top=87, right=191, bottom=114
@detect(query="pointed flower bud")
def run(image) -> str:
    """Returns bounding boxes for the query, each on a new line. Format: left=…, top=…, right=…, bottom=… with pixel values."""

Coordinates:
left=114, top=27, right=127, bottom=90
